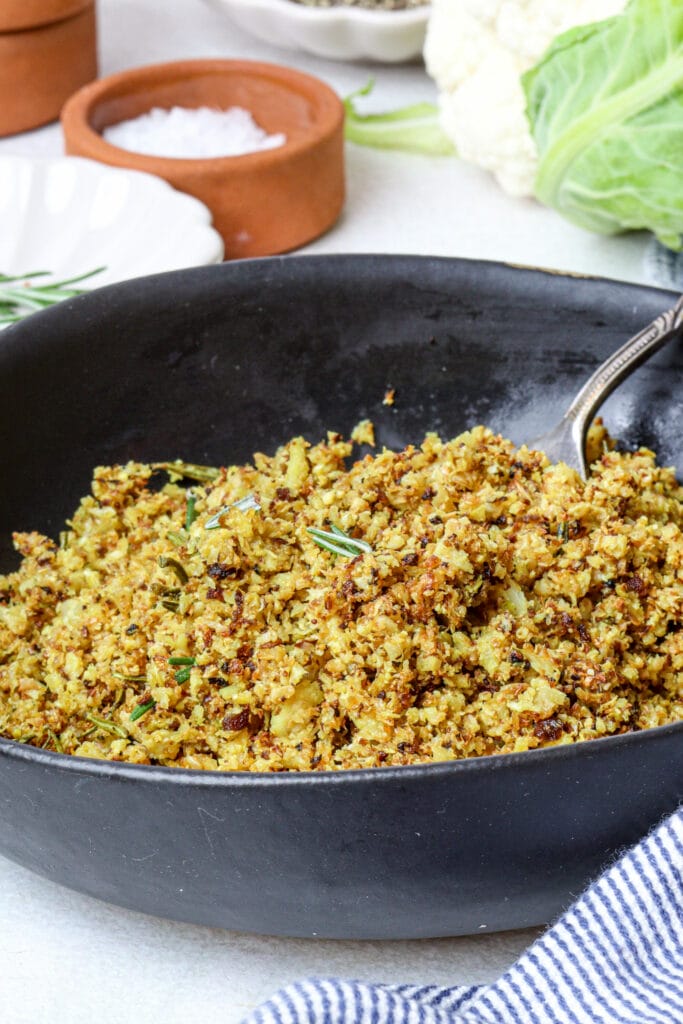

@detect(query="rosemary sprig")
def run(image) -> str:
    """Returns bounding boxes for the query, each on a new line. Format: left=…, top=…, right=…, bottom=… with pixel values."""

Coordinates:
left=205, top=494, right=261, bottom=530
left=169, top=656, right=196, bottom=684
left=43, top=727, right=64, bottom=753
left=0, top=267, right=105, bottom=325
left=130, top=699, right=156, bottom=722
left=158, top=555, right=189, bottom=585
left=85, top=713, right=128, bottom=739
left=185, top=493, right=198, bottom=530
left=155, top=461, right=220, bottom=483
left=167, top=530, right=188, bottom=548
left=307, top=524, right=372, bottom=558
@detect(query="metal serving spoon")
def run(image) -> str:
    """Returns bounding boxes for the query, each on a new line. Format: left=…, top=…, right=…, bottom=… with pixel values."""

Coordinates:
left=531, top=294, right=683, bottom=478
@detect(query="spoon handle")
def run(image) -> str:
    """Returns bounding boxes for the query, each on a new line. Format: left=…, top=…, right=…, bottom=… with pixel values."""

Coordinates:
left=563, top=294, right=683, bottom=473
left=566, top=294, right=683, bottom=428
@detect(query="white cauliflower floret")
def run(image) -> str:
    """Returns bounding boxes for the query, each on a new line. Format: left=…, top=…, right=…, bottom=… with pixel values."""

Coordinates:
left=424, top=0, right=628, bottom=197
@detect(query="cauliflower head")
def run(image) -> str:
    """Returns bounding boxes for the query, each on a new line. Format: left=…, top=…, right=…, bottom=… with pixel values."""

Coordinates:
left=424, top=0, right=628, bottom=197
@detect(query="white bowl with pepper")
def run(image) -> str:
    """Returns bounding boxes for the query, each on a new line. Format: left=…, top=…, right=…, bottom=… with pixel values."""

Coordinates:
left=203, top=0, right=430, bottom=63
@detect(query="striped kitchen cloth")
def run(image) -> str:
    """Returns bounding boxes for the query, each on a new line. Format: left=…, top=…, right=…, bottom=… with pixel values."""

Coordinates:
left=242, top=807, right=682, bottom=1024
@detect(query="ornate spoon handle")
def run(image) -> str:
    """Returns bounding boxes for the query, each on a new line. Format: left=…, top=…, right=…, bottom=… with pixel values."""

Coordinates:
left=566, top=294, right=683, bottom=430
left=532, top=294, right=683, bottom=477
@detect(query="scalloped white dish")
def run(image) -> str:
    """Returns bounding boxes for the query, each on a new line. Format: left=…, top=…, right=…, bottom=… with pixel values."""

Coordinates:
left=0, top=155, right=224, bottom=300
left=204, top=0, right=430, bottom=63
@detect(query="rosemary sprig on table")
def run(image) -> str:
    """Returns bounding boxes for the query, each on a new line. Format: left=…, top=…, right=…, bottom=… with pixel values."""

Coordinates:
left=307, top=524, right=373, bottom=558
left=0, top=267, right=105, bottom=325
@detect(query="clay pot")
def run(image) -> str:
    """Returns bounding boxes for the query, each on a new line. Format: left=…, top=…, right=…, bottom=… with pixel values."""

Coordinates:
left=0, top=0, right=97, bottom=138
left=61, top=59, right=345, bottom=260
left=0, top=0, right=88, bottom=32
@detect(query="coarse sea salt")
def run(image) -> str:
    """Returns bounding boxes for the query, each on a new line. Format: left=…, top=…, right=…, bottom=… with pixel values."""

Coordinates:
left=103, top=106, right=287, bottom=159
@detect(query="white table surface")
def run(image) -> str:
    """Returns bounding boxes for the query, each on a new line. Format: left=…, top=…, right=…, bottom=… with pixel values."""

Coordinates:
left=0, top=3, right=657, bottom=1022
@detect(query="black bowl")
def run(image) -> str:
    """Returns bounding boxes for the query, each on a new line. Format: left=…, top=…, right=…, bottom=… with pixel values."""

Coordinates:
left=0, top=255, right=681, bottom=939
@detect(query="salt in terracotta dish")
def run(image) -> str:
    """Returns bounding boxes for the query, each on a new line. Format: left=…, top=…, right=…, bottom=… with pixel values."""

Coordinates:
left=61, top=59, right=346, bottom=259
left=0, top=0, right=97, bottom=138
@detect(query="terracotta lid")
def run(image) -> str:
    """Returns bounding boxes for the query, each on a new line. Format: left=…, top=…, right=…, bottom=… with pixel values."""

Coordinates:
left=61, top=59, right=345, bottom=260
left=0, top=0, right=90, bottom=33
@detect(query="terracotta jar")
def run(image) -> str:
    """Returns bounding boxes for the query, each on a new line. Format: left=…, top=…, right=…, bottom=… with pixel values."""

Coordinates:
left=62, top=59, right=345, bottom=259
left=0, top=0, right=97, bottom=138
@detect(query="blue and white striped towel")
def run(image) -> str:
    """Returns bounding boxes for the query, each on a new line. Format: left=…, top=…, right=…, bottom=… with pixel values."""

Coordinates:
left=243, top=807, right=682, bottom=1024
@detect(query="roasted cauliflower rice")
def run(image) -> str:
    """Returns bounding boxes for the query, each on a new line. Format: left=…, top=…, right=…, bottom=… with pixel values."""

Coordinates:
left=1, top=424, right=682, bottom=771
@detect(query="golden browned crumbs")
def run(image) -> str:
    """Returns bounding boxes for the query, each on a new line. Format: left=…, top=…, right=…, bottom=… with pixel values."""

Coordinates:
left=1, top=424, right=682, bottom=772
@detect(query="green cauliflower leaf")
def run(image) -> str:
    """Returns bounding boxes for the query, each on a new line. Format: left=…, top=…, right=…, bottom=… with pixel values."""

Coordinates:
left=523, top=0, right=683, bottom=250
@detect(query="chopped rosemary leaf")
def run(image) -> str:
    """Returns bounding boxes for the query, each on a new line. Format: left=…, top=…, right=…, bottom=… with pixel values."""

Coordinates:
left=155, top=461, right=220, bottom=483
left=158, top=555, right=189, bottom=584
left=174, top=667, right=192, bottom=684
left=329, top=524, right=373, bottom=552
left=161, top=599, right=180, bottom=613
left=112, top=671, right=147, bottom=682
left=85, top=713, right=128, bottom=739
left=130, top=699, right=156, bottom=722
left=44, top=728, right=64, bottom=753
left=167, top=529, right=188, bottom=548
left=307, top=533, right=360, bottom=558
left=169, top=656, right=196, bottom=666
left=185, top=492, right=198, bottom=530
left=307, top=525, right=372, bottom=558
left=205, top=494, right=261, bottom=530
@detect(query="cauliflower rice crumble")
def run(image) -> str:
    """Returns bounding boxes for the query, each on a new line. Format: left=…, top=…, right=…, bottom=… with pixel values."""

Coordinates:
left=1, top=424, right=682, bottom=772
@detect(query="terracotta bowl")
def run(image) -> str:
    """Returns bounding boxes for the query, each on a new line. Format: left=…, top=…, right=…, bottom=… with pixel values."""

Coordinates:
left=0, top=0, right=88, bottom=32
left=0, top=0, right=97, bottom=138
left=61, top=59, right=346, bottom=259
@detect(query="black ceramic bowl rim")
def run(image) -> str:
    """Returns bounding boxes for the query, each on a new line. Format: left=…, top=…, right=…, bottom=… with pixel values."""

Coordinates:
left=1, top=253, right=682, bottom=938
left=1, top=718, right=681, bottom=786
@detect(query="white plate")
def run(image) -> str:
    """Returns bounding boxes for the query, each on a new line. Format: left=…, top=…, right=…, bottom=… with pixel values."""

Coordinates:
left=204, top=0, right=430, bottom=63
left=0, top=155, right=224, bottom=296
